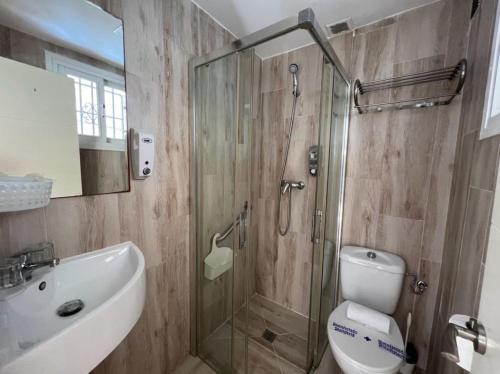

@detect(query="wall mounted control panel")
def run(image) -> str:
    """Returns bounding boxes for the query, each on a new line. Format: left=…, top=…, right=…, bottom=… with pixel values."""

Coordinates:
left=309, top=145, right=319, bottom=176
left=130, top=128, right=155, bottom=180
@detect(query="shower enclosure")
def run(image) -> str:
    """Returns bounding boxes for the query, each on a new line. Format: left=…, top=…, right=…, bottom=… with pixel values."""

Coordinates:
left=190, top=9, right=350, bottom=373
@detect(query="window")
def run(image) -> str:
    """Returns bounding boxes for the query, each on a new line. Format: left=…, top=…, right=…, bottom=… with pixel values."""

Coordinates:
left=45, top=51, right=127, bottom=150
left=481, top=0, right=500, bottom=139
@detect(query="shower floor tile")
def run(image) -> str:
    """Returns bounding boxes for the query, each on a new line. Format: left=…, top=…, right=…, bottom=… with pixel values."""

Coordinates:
left=201, top=294, right=309, bottom=373
left=235, top=293, right=309, bottom=372
left=173, top=355, right=216, bottom=374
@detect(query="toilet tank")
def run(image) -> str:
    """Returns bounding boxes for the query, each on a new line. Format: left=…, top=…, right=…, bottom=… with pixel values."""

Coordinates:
left=340, top=246, right=405, bottom=314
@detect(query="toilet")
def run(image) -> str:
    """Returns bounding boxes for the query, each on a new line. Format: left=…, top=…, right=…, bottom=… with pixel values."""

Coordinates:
left=327, top=246, right=406, bottom=374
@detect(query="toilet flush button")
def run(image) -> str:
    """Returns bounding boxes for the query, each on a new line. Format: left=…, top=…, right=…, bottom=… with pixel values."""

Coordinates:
left=367, top=251, right=376, bottom=259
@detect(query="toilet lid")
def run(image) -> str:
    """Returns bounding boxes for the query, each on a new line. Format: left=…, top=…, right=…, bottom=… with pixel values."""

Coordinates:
left=327, top=301, right=404, bottom=373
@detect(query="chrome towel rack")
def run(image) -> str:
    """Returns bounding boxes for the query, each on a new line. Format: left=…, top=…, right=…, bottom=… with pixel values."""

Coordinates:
left=353, top=59, right=467, bottom=114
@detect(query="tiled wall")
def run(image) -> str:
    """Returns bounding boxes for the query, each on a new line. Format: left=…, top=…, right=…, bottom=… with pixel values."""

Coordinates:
left=428, top=0, right=500, bottom=372
left=337, top=0, right=470, bottom=370
left=252, top=43, right=323, bottom=316
left=0, top=0, right=233, bottom=373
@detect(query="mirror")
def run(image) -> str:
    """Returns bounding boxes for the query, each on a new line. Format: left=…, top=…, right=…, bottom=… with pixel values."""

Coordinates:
left=0, top=0, right=129, bottom=198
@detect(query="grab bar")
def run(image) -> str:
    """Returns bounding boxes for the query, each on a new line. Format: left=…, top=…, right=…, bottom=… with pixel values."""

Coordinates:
left=214, top=202, right=248, bottom=245
left=215, top=218, right=240, bottom=244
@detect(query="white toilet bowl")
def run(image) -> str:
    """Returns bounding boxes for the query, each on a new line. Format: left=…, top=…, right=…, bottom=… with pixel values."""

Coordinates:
left=327, top=301, right=404, bottom=374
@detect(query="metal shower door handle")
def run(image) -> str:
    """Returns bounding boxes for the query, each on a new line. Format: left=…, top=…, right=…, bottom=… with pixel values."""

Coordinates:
left=238, top=202, right=248, bottom=250
left=311, top=209, right=323, bottom=244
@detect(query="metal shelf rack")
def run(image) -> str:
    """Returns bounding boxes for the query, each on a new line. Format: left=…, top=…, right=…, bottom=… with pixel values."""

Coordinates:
left=353, top=59, right=467, bottom=114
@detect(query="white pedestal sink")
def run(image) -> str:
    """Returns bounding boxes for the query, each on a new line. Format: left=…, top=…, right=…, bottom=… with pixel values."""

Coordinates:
left=0, top=242, right=146, bottom=374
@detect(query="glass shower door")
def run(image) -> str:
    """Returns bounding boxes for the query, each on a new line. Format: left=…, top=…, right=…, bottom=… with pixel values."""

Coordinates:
left=231, top=49, right=254, bottom=374
left=194, top=49, right=254, bottom=374
left=194, top=52, right=238, bottom=373
left=308, top=60, right=350, bottom=368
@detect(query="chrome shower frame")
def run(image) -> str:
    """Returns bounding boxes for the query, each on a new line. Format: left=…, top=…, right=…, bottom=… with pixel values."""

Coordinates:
left=189, top=8, right=350, bottom=81
left=189, top=7, right=352, bottom=370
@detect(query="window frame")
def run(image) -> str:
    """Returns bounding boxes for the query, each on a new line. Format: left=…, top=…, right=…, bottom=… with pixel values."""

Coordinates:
left=480, top=0, right=500, bottom=139
left=45, top=51, right=127, bottom=151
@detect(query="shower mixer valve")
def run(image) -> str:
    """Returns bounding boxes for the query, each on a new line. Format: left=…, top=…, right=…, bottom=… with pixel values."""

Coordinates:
left=280, top=180, right=305, bottom=195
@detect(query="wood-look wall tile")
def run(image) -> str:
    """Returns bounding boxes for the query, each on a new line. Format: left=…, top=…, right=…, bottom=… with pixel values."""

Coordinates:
left=375, top=215, right=424, bottom=273
left=421, top=104, right=461, bottom=263
left=94, top=263, right=172, bottom=374
left=413, top=260, right=441, bottom=369
left=274, top=232, right=312, bottom=315
left=260, top=54, right=288, bottom=93
left=196, top=7, right=231, bottom=56
left=163, top=40, right=191, bottom=218
left=394, top=1, right=449, bottom=64
left=342, top=177, right=381, bottom=248
left=120, top=0, right=165, bottom=78
left=351, top=23, right=396, bottom=106
left=163, top=0, right=198, bottom=56
left=0, top=208, right=47, bottom=257
left=380, top=109, right=437, bottom=220
left=375, top=214, right=424, bottom=332
left=355, top=17, right=397, bottom=35
left=469, top=134, right=500, bottom=191
left=46, top=195, right=121, bottom=259
left=346, top=112, right=389, bottom=179
left=255, top=198, right=279, bottom=296
left=258, top=90, right=286, bottom=200
left=444, top=0, right=472, bottom=65
left=165, top=243, right=191, bottom=371
left=328, top=32, right=354, bottom=74
left=393, top=279, right=416, bottom=336
left=452, top=187, right=492, bottom=316
left=352, top=22, right=396, bottom=82
left=440, top=131, right=476, bottom=267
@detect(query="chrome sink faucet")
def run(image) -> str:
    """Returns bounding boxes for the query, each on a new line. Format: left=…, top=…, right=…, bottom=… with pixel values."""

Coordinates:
left=0, top=242, right=59, bottom=289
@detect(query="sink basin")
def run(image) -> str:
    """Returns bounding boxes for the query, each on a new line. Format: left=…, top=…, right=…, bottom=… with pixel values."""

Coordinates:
left=0, top=241, right=145, bottom=374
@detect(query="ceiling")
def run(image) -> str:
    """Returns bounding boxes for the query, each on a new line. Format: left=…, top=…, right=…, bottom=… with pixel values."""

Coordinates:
left=192, top=0, right=437, bottom=59
left=0, top=0, right=124, bottom=68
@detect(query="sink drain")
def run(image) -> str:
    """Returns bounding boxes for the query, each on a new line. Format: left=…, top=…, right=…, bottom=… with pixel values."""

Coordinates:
left=56, top=299, right=84, bottom=317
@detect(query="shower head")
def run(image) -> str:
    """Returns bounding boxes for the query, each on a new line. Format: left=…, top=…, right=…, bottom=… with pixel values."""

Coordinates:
left=288, top=63, right=300, bottom=97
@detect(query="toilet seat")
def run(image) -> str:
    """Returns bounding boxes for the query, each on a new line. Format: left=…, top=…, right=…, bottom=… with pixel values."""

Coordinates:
left=327, top=301, right=404, bottom=373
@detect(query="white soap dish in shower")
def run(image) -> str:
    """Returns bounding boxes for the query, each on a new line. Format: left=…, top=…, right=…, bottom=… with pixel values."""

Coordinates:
left=204, top=233, right=233, bottom=280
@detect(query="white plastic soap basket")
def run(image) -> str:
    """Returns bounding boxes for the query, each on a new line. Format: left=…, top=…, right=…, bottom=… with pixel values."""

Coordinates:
left=0, top=176, right=53, bottom=213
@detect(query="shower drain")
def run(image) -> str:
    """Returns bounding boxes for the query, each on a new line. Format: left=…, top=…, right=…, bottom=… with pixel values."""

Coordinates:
left=262, top=329, right=276, bottom=343
left=56, top=299, right=84, bottom=317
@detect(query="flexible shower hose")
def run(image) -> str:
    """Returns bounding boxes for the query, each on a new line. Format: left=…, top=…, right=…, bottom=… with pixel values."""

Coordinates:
left=278, top=94, right=298, bottom=236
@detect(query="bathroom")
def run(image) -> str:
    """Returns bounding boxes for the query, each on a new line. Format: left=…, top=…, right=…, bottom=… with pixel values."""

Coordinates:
left=0, top=0, right=499, bottom=373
